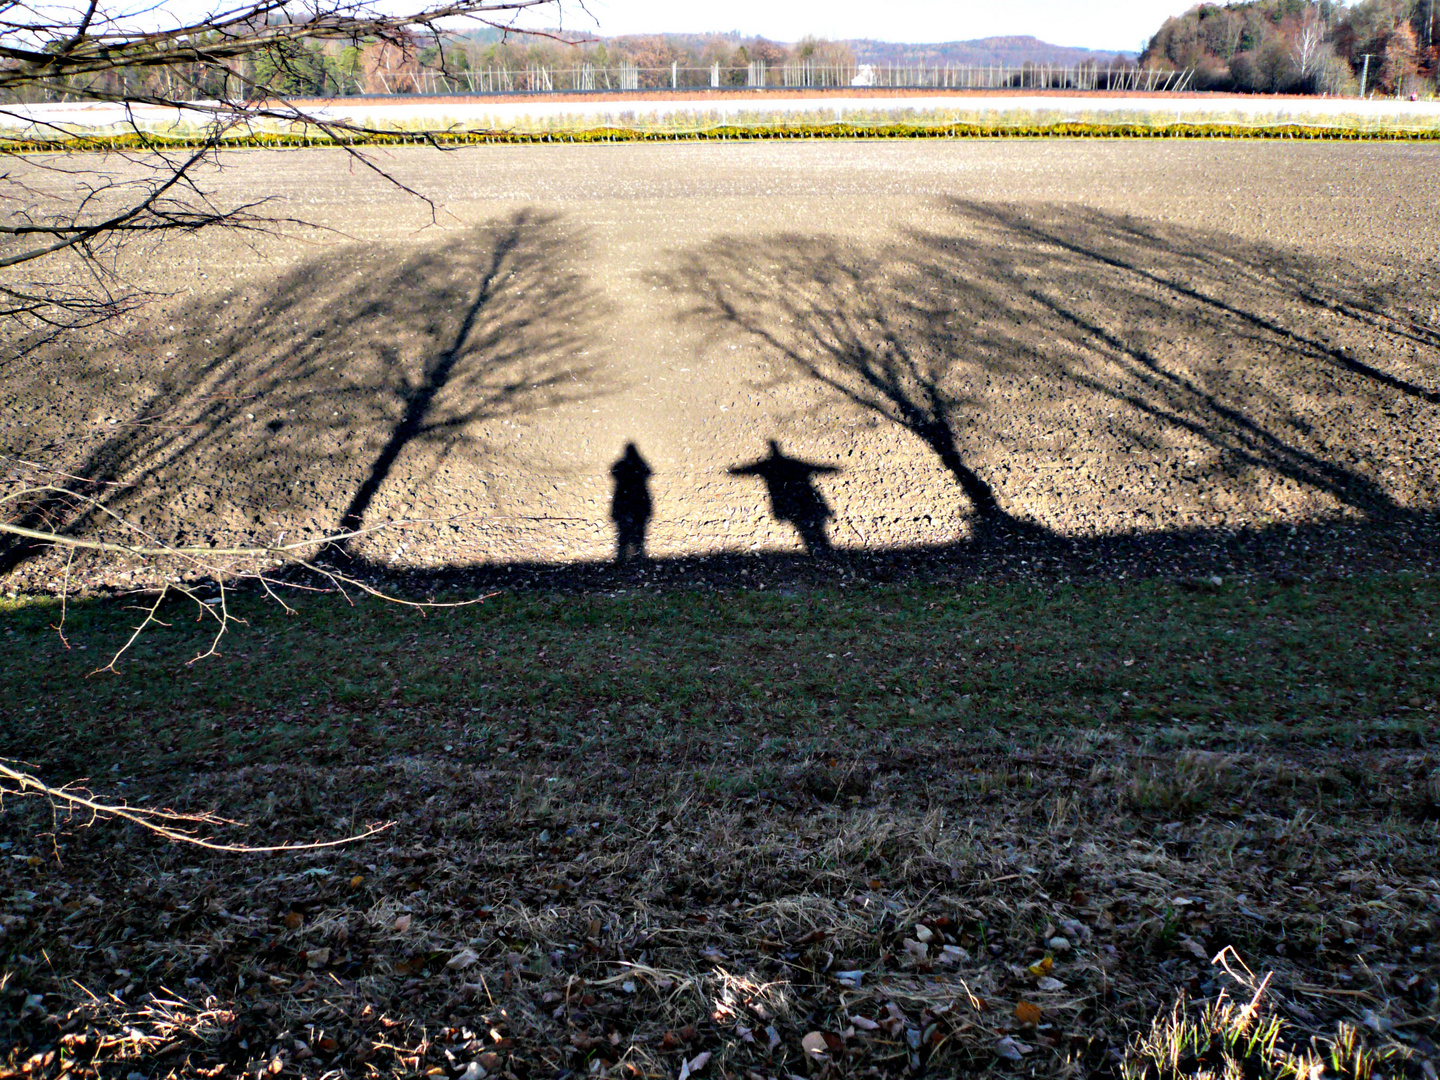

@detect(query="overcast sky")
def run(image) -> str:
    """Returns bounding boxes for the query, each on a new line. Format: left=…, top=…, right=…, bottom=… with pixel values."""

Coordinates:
left=560, top=0, right=1191, bottom=53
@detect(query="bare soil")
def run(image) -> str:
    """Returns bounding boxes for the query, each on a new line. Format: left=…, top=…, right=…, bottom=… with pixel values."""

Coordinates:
left=3, top=140, right=1440, bottom=591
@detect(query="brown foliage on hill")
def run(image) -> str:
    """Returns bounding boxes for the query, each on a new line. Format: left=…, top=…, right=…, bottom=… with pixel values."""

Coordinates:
left=1140, top=0, right=1437, bottom=94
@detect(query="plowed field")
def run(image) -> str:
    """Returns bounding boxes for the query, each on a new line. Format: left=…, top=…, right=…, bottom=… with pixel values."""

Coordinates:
left=3, top=140, right=1439, bottom=589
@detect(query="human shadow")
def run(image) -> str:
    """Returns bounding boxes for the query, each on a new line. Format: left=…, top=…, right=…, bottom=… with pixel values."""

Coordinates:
left=609, top=443, right=653, bottom=563
left=729, top=440, right=840, bottom=555
left=661, top=202, right=1438, bottom=540
left=0, top=209, right=613, bottom=569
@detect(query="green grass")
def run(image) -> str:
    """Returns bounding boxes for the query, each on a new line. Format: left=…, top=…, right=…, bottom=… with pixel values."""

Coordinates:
left=4, top=572, right=1436, bottom=1080
left=3, top=572, right=1436, bottom=779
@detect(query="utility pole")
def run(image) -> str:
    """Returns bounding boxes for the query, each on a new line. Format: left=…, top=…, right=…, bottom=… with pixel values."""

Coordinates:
left=1359, top=53, right=1370, bottom=97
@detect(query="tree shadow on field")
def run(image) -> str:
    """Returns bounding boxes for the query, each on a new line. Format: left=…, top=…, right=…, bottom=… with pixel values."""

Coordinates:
left=0, top=209, right=613, bottom=567
left=660, top=231, right=1028, bottom=537
left=661, top=201, right=1439, bottom=541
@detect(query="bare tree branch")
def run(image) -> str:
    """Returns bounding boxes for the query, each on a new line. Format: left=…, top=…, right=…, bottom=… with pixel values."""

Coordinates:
left=0, top=757, right=395, bottom=853
left=3, top=482, right=498, bottom=659
left=2, top=0, right=573, bottom=329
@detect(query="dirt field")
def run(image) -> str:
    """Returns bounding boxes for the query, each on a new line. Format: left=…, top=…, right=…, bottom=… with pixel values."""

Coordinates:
left=3, top=140, right=1440, bottom=590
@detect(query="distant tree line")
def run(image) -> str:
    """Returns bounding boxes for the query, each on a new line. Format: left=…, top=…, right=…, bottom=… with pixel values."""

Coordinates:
left=1140, top=0, right=1437, bottom=95
left=0, top=28, right=865, bottom=101
left=413, top=31, right=862, bottom=92
left=16, top=11, right=1422, bottom=103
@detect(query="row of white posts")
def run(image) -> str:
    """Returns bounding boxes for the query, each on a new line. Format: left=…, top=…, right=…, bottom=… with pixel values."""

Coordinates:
left=380, top=63, right=1196, bottom=95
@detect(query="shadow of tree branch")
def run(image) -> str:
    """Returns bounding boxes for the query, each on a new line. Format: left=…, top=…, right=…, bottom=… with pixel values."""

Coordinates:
left=2, top=208, right=614, bottom=569
left=660, top=199, right=1436, bottom=540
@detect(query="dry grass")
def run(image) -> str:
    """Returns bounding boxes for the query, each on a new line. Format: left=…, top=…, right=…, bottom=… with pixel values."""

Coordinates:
left=3, top=742, right=1437, bottom=1079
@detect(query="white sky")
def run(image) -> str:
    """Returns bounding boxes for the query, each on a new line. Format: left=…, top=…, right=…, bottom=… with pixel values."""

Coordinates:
left=564, top=0, right=1193, bottom=53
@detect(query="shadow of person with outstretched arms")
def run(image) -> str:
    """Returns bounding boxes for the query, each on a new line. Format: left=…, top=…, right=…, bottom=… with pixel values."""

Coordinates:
left=729, top=440, right=840, bottom=555
left=610, top=442, right=653, bottom=563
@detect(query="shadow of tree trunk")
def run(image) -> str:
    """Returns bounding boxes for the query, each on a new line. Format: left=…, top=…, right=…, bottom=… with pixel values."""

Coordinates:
left=660, top=200, right=1435, bottom=542
left=662, top=237, right=1031, bottom=534
left=1, top=209, right=613, bottom=572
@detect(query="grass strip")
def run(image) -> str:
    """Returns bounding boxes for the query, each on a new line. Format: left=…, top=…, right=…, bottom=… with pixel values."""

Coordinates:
left=3, top=572, right=1437, bottom=1079
left=6, top=118, right=1440, bottom=153
left=3, top=571, right=1436, bottom=780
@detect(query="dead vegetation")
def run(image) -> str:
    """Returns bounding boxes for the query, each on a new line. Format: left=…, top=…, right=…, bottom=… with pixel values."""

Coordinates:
left=3, top=744, right=1436, bottom=1079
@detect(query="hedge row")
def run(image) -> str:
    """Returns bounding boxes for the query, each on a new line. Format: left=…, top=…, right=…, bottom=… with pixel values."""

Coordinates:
left=6, top=119, right=1439, bottom=153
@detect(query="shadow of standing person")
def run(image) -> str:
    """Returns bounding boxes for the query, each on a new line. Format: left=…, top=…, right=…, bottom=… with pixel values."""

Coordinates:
left=729, top=439, right=841, bottom=555
left=610, top=443, right=653, bottom=563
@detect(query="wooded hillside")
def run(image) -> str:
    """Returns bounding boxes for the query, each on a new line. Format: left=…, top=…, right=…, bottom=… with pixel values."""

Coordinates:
left=1140, top=0, right=1437, bottom=94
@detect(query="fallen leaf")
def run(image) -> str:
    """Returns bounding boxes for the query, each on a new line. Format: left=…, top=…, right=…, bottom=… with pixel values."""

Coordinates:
left=394, top=915, right=412, bottom=933
left=1179, top=935, right=1209, bottom=961
left=995, top=1036, right=1030, bottom=1062
left=306, top=947, right=330, bottom=969
left=677, top=1050, right=711, bottom=1079
left=1027, top=956, right=1053, bottom=977
left=446, top=948, right=479, bottom=971
left=1361, top=1010, right=1392, bottom=1035
left=1015, top=1001, right=1042, bottom=1026
left=1037, top=976, right=1067, bottom=992
left=801, top=1031, right=831, bottom=1059
left=348, top=875, right=364, bottom=890
left=849, top=1014, right=880, bottom=1032
left=283, top=911, right=304, bottom=930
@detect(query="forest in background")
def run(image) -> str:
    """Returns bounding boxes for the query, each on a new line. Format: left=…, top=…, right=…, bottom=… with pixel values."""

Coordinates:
left=1140, top=0, right=1438, bottom=95
left=1, top=3, right=1433, bottom=103
left=0, top=28, right=1138, bottom=102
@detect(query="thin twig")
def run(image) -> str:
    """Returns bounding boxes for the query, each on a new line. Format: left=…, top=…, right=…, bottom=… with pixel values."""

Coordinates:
left=0, top=759, right=394, bottom=853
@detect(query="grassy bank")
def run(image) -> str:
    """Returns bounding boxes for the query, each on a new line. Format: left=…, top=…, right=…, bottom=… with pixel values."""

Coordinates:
left=2, top=573, right=1437, bottom=1079
left=2, top=572, right=1437, bottom=780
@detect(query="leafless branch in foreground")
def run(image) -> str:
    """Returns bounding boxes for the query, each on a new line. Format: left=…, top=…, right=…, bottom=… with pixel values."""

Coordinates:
left=1, top=482, right=498, bottom=671
left=1, top=0, right=575, bottom=332
left=0, top=758, right=395, bottom=854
